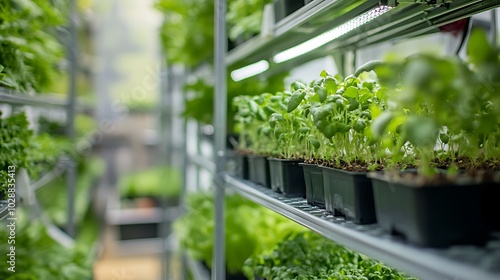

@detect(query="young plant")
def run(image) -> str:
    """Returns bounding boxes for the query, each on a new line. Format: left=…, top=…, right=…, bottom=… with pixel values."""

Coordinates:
left=372, top=29, right=500, bottom=177
left=287, top=70, right=387, bottom=171
left=233, top=94, right=274, bottom=155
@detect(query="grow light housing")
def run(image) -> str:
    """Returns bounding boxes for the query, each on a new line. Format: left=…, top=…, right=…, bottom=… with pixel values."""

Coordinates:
left=230, top=60, right=270, bottom=81
left=273, top=5, right=393, bottom=63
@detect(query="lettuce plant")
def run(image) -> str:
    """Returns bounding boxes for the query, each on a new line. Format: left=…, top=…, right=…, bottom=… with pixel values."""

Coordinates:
left=244, top=231, right=416, bottom=280
left=0, top=0, right=65, bottom=92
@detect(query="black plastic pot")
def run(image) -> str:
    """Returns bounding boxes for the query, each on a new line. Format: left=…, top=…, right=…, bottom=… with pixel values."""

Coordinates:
left=369, top=172, right=488, bottom=247
left=119, top=223, right=159, bottom=240
left=300, top=163, right=325, bottom=207
left=248, top=155, right=271, bottom=188
left=322, top=167, right=376, bottom=224
left=234, top=153, right=250, bottom=180
left=483, top=183, right=500, bottom=231
left=274, top=0, right=305, bottom=23
left=268, top=158, right=306, bottom=197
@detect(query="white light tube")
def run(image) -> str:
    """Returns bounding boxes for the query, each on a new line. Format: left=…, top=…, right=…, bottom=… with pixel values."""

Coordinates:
left=231, top=60, right=270, bottom=82
left=273, top=5, right=392, bottom=64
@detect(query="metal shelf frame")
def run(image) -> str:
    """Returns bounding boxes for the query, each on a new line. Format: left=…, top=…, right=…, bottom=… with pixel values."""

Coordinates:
left=0, top=0, right=81, bottom=238
left=206, top=1, right=500, bottom=280
left=226, top=175, right=500, bottom=280
left=226, top=0, right=500, bottom=70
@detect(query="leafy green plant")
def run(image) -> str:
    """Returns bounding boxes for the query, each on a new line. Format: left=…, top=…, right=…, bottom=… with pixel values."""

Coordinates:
left=118, top=165, right=181, bottom=199
left=174, top=192, right=305, bottom=274
left=37, top=157, right=105, bottom=226
left=0, top=0, right=66, bottom=92
left=233, top=70, right=387, bottom=170
left=28, top=133, right=72, bottom=179
left=227, top=0, right=272, bottom=41
left=155, top=0, right=270, bottom=66
left=0, top=112, right=32, bottom=194
left=371, top=29, right=500, bottom=177
left=0, top=221, right=91, bottom=279
left=185, top=72, right=287, bottom=134
left=245, top=231, right=416, bottom=280
left=283, top=71, right=387, bottom=170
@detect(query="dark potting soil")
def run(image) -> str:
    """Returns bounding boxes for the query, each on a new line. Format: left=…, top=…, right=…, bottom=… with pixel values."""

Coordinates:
left=304, top=159, right=387, bottom=173
left=432, top=156, right=500, bottom=171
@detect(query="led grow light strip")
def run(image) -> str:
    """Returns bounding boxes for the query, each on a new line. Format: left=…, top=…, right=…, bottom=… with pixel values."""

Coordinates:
left=230, top=60, right=270, bottom=81
left=273, top=5, right=393, bottom=64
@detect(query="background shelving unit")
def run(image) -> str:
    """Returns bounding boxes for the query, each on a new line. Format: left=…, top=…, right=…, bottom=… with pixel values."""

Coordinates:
left=201, top=0, right=500, bottom=280
left=0, top=0, right=83, bottom=237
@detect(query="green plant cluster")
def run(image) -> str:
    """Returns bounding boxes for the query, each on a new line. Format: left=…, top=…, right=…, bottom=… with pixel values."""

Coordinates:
left=245, top=231, right=416, bottom=280
left=38, top=114, right=97, bottom=138
left=0, top=112, right=32, bottom=194
left=233, top=29, right=500, bottom=177
left=28, top=133, right=72, bottom=179
left=371, top=29, right=500, bottom=176
left=173, top=193, right=305, bottom=274
left=227, top=0, right=272, bottom=41
left=155, top=0, right=271, bottom=66
left=118, top=165, right=181, bottom=199
left=0, top=110, right=99, bottom=196
left=0, top=221, right=91, bottom=279
left=37, top=156, right=105, bottom=226
left=0, top=0, right=66, bottom=92
left=185, top=72, right=288, bottom=133
left=233, top=71, right=385, bottom=170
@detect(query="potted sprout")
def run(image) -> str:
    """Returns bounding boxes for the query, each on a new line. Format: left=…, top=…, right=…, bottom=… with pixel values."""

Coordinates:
left=367, top=30, right=500, bottom=247
left=287, top=70, right=385, bottom=224
left=233, top=94, right=275, bottom=187
left=264, top=84, right=310, bottom=197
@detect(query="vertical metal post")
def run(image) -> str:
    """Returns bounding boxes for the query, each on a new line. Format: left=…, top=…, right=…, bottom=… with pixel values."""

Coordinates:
left=159, top=63, right=169, bottom=280
left=491, top=9, right=497, bottom=46
left=181, top=68, right=190, bottom=280
left=213, top=0, right=227, bottom=279
left=66, top=0, right=78, bottom=238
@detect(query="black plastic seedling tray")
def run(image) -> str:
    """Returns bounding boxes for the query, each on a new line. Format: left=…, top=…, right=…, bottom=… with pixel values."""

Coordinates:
left=268, top=158, right=306, bottom=197
left=300, top=163, right=325, bottom=207
left=248, top=155, right=271, bottom=188
left=322, top=167, right=376, bottom=225
left=369, top=172, right=488, bottom=247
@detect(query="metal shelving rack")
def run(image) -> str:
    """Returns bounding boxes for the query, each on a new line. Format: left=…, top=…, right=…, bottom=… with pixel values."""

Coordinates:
left=206, top=1, right=500, bottom=280
left=0, top=0, right=81, bottom=237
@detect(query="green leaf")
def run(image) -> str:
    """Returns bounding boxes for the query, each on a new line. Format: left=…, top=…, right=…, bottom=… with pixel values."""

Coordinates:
left=269, top=113, right=283, bottom=128
left=309, top=138, right=320, bottom=149
left=320, top=70, right=328, bottom=78
left=403, top=116, right=438, bottom=147
left=314, top=86, right=327, bottom=102
left=467, top=29, right=497, bottom=65
left=343, top=86, right=358, bottom=99
left=324, top=78, right=338, bottom=94
left=370, top=111, right=393, bottom=139
left=291, top=81, right=306, bottom=91
left=287, top=90, right=306, bottom=113
left=439, top=133, right=449, bottom=144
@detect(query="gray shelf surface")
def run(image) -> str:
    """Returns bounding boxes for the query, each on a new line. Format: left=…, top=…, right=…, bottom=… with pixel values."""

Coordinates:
left=0, top=88, right=93, bottom=110
left=189, top=155, right=216, bottom=174
left=227, top=0, right=500, bottom=69
left=225, top=174, right=500, bottom=280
